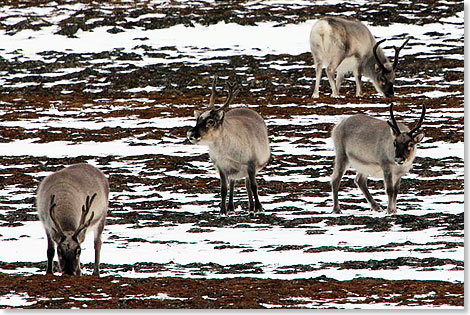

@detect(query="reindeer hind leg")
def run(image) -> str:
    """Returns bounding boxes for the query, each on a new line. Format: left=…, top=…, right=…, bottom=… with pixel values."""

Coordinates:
left=331, top=152, right=349, bottom=214
left=355, top=173, right=383, bottom=212
left=312, top=52, right=323, bottom=98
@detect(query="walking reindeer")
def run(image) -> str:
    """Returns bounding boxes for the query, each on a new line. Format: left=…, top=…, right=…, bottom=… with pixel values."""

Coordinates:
left=187, top=77, right=270, bottom=215
left=331, top=104, right=426, bottom=214
left=37, top=163, right=109, bottom=276
left=310, top=16, right=409, bottom=98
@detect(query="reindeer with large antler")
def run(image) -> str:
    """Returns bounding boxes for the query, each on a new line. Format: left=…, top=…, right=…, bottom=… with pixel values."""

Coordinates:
left=310, top=16, right=410, bottom=98
left=187, top=76, right=270, bottom=215
left=331, top=104, right=426, bottom=214
left=37, top=163, right=109, bottom=276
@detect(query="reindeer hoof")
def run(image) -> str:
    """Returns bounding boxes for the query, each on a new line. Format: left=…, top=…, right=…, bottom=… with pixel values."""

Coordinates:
left=312, top=93, right=319, bottom=98
left=387, top=208, right=397, bottom=215
left=371, top=204, right=384, bottom=212
left=332, top=207, right=342, bottom=214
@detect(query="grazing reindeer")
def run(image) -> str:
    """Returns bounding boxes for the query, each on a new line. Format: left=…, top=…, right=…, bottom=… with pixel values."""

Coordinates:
left=310, top=16, right=409, bottom=98
left=187, top=77, right=270, bottom=215
left=331, top=104, right=425, bottom=214
left=37, top=163, right=109, bottom=276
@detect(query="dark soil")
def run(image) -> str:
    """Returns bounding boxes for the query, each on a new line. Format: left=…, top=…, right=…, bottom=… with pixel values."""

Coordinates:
left=0, top=0, right=464, bottom=309
left=0, top=274, right=463, bottom=308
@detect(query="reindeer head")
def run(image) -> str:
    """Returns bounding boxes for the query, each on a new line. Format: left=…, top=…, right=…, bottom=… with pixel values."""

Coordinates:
left=373, top=38, right=410, bottom=97
left=187, top=76, right=239, bottom=144
left=387, top=104, right=425, bottom=165
left=49, top=194, right=96, bottom=276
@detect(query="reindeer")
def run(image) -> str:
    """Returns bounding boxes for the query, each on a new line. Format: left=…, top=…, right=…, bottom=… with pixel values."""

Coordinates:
left=310, top=16, right=409, bottom=98
left=187, top=76, right=270, bottom=215
left=331, top=104, right=425, bottom=214
left=36, top=163, right=109, bottom=276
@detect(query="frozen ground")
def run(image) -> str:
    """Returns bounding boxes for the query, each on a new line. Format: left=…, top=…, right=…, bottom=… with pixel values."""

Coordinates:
left=0, top=0, right=464, bottom=309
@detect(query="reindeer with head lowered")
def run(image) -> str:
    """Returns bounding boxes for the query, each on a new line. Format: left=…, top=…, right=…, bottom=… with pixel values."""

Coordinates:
left=310, top=16, right=409, bottom=98
left=37, top=163, right=109, bottom=276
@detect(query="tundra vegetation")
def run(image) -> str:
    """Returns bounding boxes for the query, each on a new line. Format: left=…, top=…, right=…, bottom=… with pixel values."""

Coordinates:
left=0, top=0, right=463, bottom=309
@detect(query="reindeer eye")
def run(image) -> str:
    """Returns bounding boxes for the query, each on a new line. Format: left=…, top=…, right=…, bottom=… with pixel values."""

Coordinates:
left=206, top=119, right=215, bottom=127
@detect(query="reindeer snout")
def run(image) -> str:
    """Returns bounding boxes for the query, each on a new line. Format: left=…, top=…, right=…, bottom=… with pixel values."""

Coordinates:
left=385, top=86, right=394, bottom=97
left=187, top=130, right=200, bottom=144
left=395, top=158, right=405, bottom=165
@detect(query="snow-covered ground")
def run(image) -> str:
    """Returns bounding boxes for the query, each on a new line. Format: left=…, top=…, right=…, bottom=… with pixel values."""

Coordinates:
left=0, top=1, right=464, bottom=308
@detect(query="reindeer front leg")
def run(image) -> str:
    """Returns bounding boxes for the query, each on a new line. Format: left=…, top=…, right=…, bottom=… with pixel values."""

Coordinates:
left=384, top=170, right=397, bottom=214
left=46, top=233, right=55, bottom=274
left=219, top=170, right=228, bottom=215
left=392, top=177, right=402, bottom=213
left=353, top=68, right=363, bottom=97
left=93, top=219, right=105, bottom=276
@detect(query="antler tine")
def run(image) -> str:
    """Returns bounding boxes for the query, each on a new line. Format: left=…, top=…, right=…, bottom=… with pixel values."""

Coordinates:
left=409, top=105, right=426, bottom=135
left=221, top=81, right=239, bottom=110
left=387, top=103, right=401, bottom=134
left=208, top=75, right=218, bottom=109
left=373, top=38, right=389, bottom=73
left=49, top=194, right=65, bottom=238
left=392, top=37, right=410, bottom=70
left=73, top=193, right=97, bottom=240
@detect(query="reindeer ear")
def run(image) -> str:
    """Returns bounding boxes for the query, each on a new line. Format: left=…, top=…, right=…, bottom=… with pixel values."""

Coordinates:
left=413, top=132, right=424, bottom=143
left=72, top=228, right=87, bottom=243
left=215, top=109, right=224, bottom=121
left=194, top=110, right=202, bottom=119
left=375, top=64, right=381, bottom=73
left=51, top=228, right=66, bottom=243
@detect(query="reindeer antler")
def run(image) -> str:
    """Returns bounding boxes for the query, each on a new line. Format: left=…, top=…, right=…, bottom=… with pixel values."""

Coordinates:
left=387, top=103, right=401, bottom=135
left=373, top=38, right=391, bottom=73
left=49, top=194, right=66, bottom=239
left=392, top=37, right=410, bottom=70
left=208, top=75, right=218, bottom=109
left=409, top=105, right=426, bottom=135
left=221, top=81, right=239, bottom=110
left=72, top=193, right=96, bottom=241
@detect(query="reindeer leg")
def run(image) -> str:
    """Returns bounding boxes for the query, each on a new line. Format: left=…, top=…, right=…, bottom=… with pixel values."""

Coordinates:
left=384, top=171, right=397, bottom=214
left=331, top=153, right=348, bottom=214
left=46, top=232, right=55, bottom=275
left=355, top=173, right=383, bottom=212
left=219, top=170, right=228, bottom=215
left=353, top=68, right=363, bottom=97
left=335, top=71, right=345, bottom=95
left=326, top=57, right=343, bottom=98
left=227, top=180, right=235, bottom=213
left=245, top=177, right=254, bottom=212
left=312, top=53, right=322, bottom=98
left=392, top=177, right=402, bottom=213
left=248, top=163, right=262, bottom=213
left=93, top=219, right=105, bottom=276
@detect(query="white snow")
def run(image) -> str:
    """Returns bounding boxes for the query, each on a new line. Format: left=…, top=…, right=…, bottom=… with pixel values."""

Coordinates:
left=0, top=2, right=463, bottom=309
